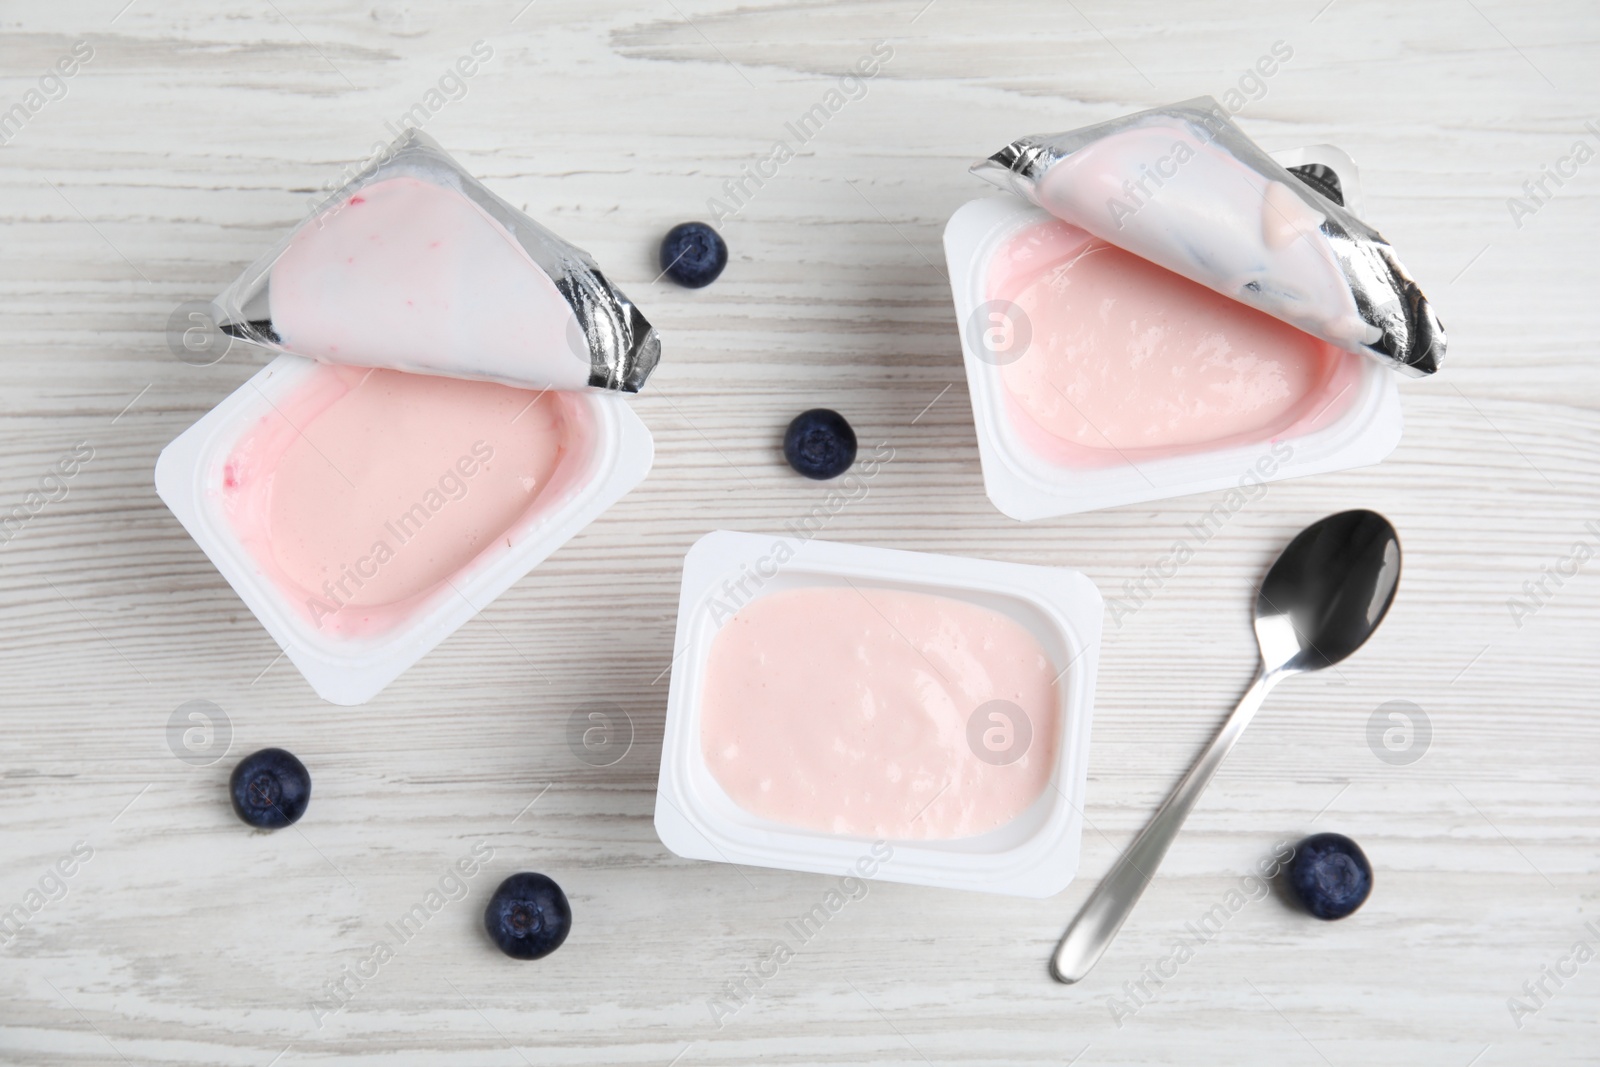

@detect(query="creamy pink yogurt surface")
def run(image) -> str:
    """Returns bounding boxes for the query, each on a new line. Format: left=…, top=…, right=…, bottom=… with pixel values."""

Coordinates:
left=989, top=217, right=1361, bottom=466
left=222, top=364, right=593, bottom=636
left=699, top=586, right=1060, bottom=840
left=269, top=176, right=589, bottom=390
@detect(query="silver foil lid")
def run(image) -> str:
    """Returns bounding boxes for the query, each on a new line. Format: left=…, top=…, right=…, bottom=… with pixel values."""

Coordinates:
left=972, top=97, right=1445, bottom=377
left=214, top=130, right=660, bottom=393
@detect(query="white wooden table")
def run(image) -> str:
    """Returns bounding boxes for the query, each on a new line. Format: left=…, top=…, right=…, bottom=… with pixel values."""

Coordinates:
left=2, top=2, right=1597, bottom=1063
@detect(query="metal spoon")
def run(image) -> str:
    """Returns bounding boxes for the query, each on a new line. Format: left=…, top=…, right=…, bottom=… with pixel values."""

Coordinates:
left=1051, top=509, right=1401, bottom=984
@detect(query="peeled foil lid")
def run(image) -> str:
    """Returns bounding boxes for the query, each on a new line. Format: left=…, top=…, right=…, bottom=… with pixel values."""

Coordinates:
left=213, top=130, right=660, bottom=393
left=972, top=97, right=1445, bottom=377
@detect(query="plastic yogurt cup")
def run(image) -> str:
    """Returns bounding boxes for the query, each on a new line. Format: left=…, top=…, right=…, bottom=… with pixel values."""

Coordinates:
left=156, top=354, right=653, bottom=705
left=655, top=531, right=1104, bottom=897
left=944, top=146, right=1403, bottom=520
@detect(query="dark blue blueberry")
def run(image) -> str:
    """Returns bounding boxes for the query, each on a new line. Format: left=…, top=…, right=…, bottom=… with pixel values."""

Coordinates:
left=783, top=408, right=857, bottom=480
left=229, top=748, right=311, bottom=830
left=485, top=872, right=571, bottom=960
left=1287, top=162, right=1345, bottom=207
left=1288, top=832, right=1372, bottom=920
left=658, top=221, right=728, bottom=288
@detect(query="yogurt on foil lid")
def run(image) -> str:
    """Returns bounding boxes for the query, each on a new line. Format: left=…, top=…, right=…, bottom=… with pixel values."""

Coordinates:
left=972, top=97, right=1445, bottom=377
left=214, top=130, right=660, bottom=393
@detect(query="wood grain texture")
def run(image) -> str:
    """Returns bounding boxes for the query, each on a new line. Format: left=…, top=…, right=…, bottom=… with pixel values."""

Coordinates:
left=1, top=0, right=1597, bottom=1063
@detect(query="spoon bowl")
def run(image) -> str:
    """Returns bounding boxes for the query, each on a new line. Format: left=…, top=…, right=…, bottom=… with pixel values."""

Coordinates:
left=1256, top=509, right=1401, bottom=674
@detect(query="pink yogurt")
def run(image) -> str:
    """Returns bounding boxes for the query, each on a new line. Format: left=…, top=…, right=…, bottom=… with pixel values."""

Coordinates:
left=988, top=218, right=1363, bottom=468
left=221, top=364, right=594, bottom=636
left=699, top=586, right=1060, bottom=840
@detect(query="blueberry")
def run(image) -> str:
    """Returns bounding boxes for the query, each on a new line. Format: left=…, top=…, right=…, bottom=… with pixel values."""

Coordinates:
left=484, top=872, right=571, bottom=960
left=1286, top=163, right=1345, bottom=208
left=783, top=409, right=857, bottom=480
left=1288, top=832, right=1372, bottom=920
left=658, top=221, right=727, bottom=288
left=229, top=748, right=311, bottom=830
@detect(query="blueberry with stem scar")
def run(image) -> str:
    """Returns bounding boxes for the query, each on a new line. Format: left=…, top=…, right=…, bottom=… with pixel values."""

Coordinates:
left=783, top=408, right=857, bottom=480
left=1288, top=832, right=1372, bottom=920
left=229, top=748, right=311, bottom=830
left=485, top=872, right=572, bottom=960
left=659, top=222, right=727, bottom=288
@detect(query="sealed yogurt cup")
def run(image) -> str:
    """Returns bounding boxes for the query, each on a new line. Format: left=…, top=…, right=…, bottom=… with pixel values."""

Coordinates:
left=156, top=354, right=653, bottom=705
left=945, top=147, right=1403, bottom=521
left=655, top=531, right=1103, bottom=897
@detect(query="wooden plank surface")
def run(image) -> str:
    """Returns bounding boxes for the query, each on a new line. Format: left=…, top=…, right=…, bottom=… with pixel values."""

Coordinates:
left=1, top=1, right=1597, bottom=1063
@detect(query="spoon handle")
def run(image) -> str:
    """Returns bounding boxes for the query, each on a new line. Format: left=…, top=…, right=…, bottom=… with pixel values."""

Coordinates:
left=1050, top=666, right=1280, bottom=984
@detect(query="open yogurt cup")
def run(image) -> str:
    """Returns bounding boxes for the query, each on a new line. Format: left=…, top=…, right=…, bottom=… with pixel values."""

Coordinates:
left=945, top=146, right=1403, bottom=521
left=156, top=354, right=653, bottom=705
left=655, top=531, right=1104, bottom=898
